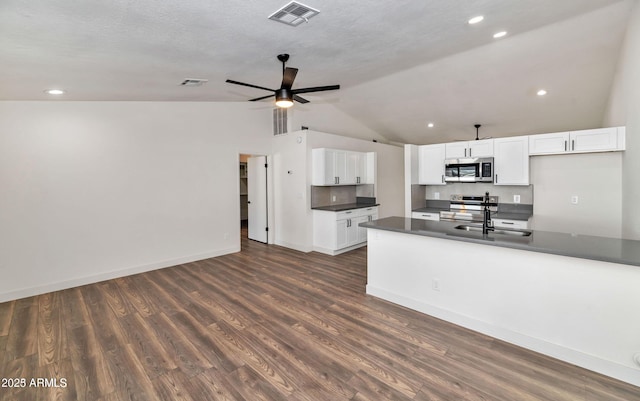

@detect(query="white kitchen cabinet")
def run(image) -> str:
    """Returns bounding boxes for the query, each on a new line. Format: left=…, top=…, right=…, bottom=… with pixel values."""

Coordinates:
left=418, top=144, right=446, bottom=185
left=445, top=139, right=493, bottom=158
left=312, top=148, right=340, bottom=185
left=494, top=136, right=529, bottom=186
left=492, top=218, right=529, bottom=230
left=357, top=206, right=378, bottom=243
left=571, top=127, right=621, bottom=153
left=312, top=148, right=374, bottom=185
left=411, top=212, right=440, bottom=221
left=313, top=206, right=378, bottom=255
left=529, top=127, right=625, bottom=155
left=528, top=132, right=569, bottom=155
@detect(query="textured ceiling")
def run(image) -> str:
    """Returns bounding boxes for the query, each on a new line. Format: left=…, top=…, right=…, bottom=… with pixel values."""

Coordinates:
left=0, top=0, right=633, bottom=144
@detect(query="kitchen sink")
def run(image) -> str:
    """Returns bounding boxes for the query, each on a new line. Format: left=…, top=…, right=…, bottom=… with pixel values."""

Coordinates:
left=454, top=224, right=532, bottom=237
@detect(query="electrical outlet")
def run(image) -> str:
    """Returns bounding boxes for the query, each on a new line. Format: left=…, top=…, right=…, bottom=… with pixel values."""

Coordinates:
left=434, top=192, right=440, bottom=200
left=571, top=195, right=579, bottom=205
left=332, top=195, right=337, bottom=202
left=513, top=195, right=521, bottom=203
left=432, top=278, right=440, bottom=291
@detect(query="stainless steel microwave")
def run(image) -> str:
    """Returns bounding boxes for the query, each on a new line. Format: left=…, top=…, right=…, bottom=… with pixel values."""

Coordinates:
left=444, top=157, right=494, bottom=183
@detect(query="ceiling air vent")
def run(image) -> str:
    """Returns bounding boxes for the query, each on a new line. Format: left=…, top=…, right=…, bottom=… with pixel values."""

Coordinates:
left=180, top=79, right=208, bottom=87
left=268, top=1, right=319, bottom=27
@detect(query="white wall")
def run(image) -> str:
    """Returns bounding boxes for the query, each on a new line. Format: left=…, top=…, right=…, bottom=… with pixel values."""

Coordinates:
left=529, top=152, right=622, bottom=237
left=289, top=103, right=388, bottom=143
left=272, top=130, right=404, bottom=252
left=0, top=101, right=272, bottom=301
left=604, top=0, right=640, bottom=240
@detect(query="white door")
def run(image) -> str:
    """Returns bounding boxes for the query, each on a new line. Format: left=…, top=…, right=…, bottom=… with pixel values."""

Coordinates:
left=247, top=156, right=268, bottom=243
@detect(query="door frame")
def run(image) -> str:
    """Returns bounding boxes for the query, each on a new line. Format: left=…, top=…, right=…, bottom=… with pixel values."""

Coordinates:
left=239, top=152, right=275, bottom=245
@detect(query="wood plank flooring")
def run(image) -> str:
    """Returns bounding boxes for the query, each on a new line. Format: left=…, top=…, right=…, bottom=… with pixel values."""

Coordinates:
left=1, top=227, right=639, bottom=400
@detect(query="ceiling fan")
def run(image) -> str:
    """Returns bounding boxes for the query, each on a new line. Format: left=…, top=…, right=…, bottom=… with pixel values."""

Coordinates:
left=225, top=54, right=340, bottom=108
left=455, top=124, right=492, bottom=141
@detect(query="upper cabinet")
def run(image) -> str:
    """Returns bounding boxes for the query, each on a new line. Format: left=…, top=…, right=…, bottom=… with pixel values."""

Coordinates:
left=418, top=144, right=446, bottom=185
left=312, top=148, right=375, bottom=186
left=445, top=139, right=494, bottom=159
left=529, top=127, right=625, bottom=156
left=494, top=136, right=529, bottom=186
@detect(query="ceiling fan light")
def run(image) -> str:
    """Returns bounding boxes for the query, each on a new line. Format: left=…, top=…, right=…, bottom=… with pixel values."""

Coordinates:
left=276, top=99, right=294, bottom=108
left=275, top=88, right=294, bottom=108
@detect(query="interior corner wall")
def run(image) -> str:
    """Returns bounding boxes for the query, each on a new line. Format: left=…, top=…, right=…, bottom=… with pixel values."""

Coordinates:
left=306, top=130, right=404, bottom=216
left=529, top=152, right=622, bottom=238
left=604, top=0, right=640, bottom=239
left=288, top=102, right=389, bottom=143
left=0, top=101, right=272, bottom=302
left=271, top=130, right=404, bottom=253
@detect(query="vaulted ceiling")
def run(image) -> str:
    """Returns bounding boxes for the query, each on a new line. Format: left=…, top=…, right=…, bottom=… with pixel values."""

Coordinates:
left=0, top=0, right=633, bottom=144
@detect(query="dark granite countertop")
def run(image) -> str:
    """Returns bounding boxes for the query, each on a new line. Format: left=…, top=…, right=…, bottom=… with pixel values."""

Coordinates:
left=361, top=216, right=640, bottom=267
left=312, top=203, right=380, bottom=212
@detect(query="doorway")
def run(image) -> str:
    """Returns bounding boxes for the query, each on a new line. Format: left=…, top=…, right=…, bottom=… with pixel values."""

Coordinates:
left=239, top=154, right=269, bottom=244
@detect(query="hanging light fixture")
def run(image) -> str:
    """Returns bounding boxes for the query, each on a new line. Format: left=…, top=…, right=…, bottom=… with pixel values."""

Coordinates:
left=275, top=88, right=294, bottom=108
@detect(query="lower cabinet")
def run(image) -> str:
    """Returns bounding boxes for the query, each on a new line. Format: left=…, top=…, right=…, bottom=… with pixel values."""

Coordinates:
left=492, top=218, right=529, bottom=230
left=313, top=207, right=379, bottom=255
left=411, top=211, right=440, bottom=221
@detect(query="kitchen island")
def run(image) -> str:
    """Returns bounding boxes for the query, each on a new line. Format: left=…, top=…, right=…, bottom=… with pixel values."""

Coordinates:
left=360, top=217, right=640, bottom=387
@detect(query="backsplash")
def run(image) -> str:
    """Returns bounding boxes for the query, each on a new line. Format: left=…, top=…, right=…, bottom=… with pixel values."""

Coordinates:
left=311, top=184, right=376, bottom=208
left=311, top=186, right=355, bottom=208
left=424, top=183, right=534, bottom=204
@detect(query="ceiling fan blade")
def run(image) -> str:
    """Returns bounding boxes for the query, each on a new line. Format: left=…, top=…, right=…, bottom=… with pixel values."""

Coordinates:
left=293, top=95, right=309, bottom=104
left=281, top=68, right=298, bottom=89
left=248, top=94, right=275, bottom=102
left=225, top=79, right=275, bottom=93
left=292, top=85, right=340, bottom=95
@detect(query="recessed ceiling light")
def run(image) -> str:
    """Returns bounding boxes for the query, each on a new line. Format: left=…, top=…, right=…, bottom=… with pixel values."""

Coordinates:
left=44, top=89, right=65, bottom=95
left=493, top=31, right=507, bottom=39
left=427, top=123, right=435, bottom=128
left=468, top=16, right=484, bottom=25
left=537, top=89, right=548, bottom=96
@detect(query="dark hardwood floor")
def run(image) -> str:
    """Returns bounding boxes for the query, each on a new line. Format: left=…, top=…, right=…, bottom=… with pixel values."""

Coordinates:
left=1, top=226, right=639, bottom=401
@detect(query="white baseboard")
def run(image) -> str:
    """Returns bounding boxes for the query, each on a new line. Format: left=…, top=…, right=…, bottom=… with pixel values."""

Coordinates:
left=366, top=285, right=640, bottom=388
left=0, top=246, right=240, bottom=303
left=276, top=240, right=313, bottom=253
left=313, top=243, right=366, bottom=256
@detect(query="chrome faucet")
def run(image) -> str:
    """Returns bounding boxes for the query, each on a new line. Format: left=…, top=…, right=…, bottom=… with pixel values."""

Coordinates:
left=482, top=191, right=495, bottom=235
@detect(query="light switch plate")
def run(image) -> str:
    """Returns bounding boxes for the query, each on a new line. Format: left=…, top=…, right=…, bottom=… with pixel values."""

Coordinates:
left=513, top=195, right=521, bottom=203
left=571, top=195, right=579, bottom=205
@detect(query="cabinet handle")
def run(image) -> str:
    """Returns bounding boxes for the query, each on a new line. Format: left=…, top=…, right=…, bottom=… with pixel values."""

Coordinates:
left=441, top=174, right=444, bottom=183
left=357, top=177, right=360, bottom=184
left=572, top=140, right=575, bottom=151
left=495, top=174, right=498, bottom=183
left=464, top=148, right=467, bottom=157
left=348, top=219, right=352, bottom=227
left=564, top=140, right=567, bottom=151
left=469, top=148, right=472, bottom=157
left=501, top=221, right=515, bottom=225
left=368, top=215, right=372, bottom=222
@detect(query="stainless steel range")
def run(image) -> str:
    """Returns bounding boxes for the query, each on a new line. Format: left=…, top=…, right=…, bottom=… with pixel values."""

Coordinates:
left=439, top=194, right=498, bottom=222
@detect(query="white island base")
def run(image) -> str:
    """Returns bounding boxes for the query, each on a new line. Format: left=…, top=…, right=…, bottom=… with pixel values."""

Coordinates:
left=366, top=228, right=640, bottom=387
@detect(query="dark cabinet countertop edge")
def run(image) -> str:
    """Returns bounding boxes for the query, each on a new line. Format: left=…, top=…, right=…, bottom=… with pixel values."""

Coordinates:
left=361, top=216, right=640, bottom=268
